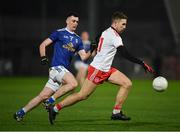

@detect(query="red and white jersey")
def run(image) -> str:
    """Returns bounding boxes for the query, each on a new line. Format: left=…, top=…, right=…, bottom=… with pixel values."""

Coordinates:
left=90, top=27, right=123, bottom=72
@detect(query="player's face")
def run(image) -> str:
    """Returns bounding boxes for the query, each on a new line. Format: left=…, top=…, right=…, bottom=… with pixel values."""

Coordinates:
left=81, top=32, right=89, bottom=41
left=66, top=16, right=79, bottom=32
left=116, top=19, right=127, bottom=33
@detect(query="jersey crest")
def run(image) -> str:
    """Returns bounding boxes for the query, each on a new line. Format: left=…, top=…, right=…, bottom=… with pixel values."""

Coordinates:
left=62, top=43, right=76, bottom=52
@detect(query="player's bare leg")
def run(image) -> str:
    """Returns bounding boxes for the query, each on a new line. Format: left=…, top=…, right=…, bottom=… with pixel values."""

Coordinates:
left=48, top=79, right=97, bottom=124
left=108, top=70, right=132, bottom=120
left=59, top=79, right=96, bottom=107
left=45, top=72, right=78, bottom=106
left=13, top=87, right=54, bottom=121
left=24, top=87, right=54, bottom=112
left=76, top=66, right=87, bottom=87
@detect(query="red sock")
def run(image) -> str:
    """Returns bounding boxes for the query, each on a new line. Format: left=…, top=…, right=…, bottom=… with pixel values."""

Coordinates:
left=114, top=105, right=121, bottom=110
left=54, top=103, right=62, bottom=112
left=113, top=105, right=121, bottom=114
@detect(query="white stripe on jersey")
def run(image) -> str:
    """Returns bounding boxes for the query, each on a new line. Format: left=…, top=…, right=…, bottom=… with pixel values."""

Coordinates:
left=57, top=28, right=66, bottom=32
left=90, top=27, right=123, bottom=72
left=57, top=28, right=80, bottom=38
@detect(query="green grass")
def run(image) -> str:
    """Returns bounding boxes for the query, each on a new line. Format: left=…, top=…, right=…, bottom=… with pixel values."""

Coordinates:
left=0, top=77, right=180, bottom=131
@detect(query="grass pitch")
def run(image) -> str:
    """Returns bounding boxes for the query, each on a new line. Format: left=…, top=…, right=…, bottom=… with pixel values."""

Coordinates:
left=0, top=77, right=180, bottom=131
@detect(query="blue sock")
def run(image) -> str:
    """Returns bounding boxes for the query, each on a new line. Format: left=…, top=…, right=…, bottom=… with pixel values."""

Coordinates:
left=47, top=96, right=55, bottom=104
left=17, top=108, right=25, bottom=116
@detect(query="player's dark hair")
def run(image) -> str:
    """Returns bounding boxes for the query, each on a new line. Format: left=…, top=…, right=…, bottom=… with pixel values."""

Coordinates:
left=66, top=12, right=79, bottom=18
left=111, top=11, right=128, bottom=23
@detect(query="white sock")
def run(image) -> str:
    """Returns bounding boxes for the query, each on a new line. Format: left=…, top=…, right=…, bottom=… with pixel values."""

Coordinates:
left=53, top=106, right=59, bottom=113
left=22, top=108, right=27, bottom=113
left=113, top=109, right=121, bottom=114
left=51, top=96, right=55, bottom=101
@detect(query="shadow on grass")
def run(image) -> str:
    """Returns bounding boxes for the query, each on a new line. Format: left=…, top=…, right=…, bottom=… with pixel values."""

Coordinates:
left=57, top=119, right=164, bottom=126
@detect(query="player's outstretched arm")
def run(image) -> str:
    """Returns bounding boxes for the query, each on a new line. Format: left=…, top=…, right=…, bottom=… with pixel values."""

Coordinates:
left=117, top=45, right=155, bottom=74
left=39, top=38, right=53, bottom=65
left=78, top=49, right=91, bottom=61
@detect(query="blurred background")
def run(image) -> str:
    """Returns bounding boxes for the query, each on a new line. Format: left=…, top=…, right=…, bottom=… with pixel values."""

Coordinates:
left=0, top=0, right=180, bottom=79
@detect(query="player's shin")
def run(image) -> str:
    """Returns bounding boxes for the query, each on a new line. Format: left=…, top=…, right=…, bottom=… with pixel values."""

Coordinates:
left=113, top=85, right=131, bottom=113
left=111, top=86, right=131, bottom=121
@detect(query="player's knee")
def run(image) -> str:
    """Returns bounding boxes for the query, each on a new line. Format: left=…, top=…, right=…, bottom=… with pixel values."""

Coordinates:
left=122, top=80, right=132, bottom=90
left=128, top=80, right=132, bottom=89
left=38, top=94, right=49, bottom=100
left=70, top=80, right=78, bottom=89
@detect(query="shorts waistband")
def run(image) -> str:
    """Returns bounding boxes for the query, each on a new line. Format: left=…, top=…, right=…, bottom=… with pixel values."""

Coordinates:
left=50, top=65, right=64, bottom=70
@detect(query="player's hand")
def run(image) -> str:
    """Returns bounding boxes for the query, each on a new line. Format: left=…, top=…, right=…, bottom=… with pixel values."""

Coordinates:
left=41, top=56, right=49, bottom=65
left=90, top=43, right=97, bottom=53
left=142, top=62, right=155, bottom=74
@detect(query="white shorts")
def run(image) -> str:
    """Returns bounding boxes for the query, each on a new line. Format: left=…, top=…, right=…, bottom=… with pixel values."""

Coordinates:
left=74, top=61, right=88, bottom=71
left=45, top=66, right=70, bottom=92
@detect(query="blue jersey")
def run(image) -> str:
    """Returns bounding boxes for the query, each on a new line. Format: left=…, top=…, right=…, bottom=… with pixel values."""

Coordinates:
left=75, top=40, right=91, bottom=62
left=49, top=28, right=84, bottom=69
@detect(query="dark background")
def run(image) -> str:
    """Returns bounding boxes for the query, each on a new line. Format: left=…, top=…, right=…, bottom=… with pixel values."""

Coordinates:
left=0, top=0, right=180, bottom=79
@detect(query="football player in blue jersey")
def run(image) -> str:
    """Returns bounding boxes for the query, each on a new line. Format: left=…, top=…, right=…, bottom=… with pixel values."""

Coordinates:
left=13, top=12, right=91, bottom=122
left=43, top=31, right=97, bottom=110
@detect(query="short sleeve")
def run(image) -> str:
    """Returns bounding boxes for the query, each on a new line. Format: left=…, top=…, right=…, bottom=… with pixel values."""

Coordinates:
left=49, top=31, right=59, bottom=42
left=113, top=35, right=123, bottom=48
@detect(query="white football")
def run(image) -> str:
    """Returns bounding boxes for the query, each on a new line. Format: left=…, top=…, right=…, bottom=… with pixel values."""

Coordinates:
left=152, top=76, right=168, bottom=92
